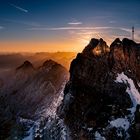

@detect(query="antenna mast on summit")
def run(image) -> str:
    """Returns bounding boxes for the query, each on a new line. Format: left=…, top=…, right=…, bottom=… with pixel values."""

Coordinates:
left=132, top=26, right=134, bottom=41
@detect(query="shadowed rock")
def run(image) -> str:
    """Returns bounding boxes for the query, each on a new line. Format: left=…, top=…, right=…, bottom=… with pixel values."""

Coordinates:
left=59, top=38, right=140, bottom=139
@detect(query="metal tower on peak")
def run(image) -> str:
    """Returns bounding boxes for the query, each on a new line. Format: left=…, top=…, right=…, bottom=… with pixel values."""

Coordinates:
left=132, top=26, right=134, bottom=41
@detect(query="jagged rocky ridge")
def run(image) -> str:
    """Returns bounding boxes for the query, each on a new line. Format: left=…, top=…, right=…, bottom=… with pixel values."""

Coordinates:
left=59, top=38, right=140, bottom=140
left=0, top=59, right=68, bottom=139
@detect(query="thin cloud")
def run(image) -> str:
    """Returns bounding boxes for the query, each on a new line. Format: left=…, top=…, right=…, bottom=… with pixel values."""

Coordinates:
left=28, top=26, right=113, bottom=31
left=0, top=26, right=4, bottom=29
left=66, top=26, right=139, bottom=45
left=68, top=22, right=82, bottom=25
left=28, top=26, right=134, bottom=39
left=9, top=3, right=28, bottom=13
left=109, top=20, right=116, bottom=24
left=75, top=31, right=98, bottom=35
left=119, top=27, right=131, bottom=33
left=28, top=25, right=139, bottom=42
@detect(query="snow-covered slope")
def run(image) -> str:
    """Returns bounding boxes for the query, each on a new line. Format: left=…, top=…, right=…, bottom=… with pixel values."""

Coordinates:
left=20, top=81, right=70, bottom=140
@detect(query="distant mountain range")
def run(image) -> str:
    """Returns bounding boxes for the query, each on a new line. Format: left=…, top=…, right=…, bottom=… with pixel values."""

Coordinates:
left=0, top=52, right=76, bottom=70
left=0, top=59, right=68, bottom=139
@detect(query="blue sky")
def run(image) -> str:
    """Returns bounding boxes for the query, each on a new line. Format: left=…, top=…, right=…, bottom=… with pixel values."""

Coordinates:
left=0, top=0, right=140, bottom=52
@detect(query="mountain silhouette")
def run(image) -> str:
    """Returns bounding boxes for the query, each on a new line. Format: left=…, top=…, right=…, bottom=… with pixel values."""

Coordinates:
left=59, top=38, right=140, bottom=139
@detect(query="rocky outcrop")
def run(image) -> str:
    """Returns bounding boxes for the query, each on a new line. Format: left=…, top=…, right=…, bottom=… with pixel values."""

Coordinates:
left=109, top=38, right=140, bottom=80
left=59, top=38, right=140, bottom=139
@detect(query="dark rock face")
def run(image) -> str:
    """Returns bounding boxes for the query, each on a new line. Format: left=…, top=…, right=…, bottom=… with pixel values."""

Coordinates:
left=59, top=38, right=140, bottom=139
left=109, top=38, right=140, bottom=80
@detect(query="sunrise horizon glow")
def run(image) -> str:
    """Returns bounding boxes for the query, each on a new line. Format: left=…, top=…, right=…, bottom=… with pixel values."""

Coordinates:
left=0, top=0, right=140, bottom=52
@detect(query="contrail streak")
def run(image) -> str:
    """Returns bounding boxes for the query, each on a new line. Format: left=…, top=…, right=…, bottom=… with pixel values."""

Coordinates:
left=9, top=3, right=28, bottom=13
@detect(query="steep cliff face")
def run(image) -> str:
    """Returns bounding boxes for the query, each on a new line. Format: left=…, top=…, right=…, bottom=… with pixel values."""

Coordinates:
left=60, top=38, right=140, bottom=139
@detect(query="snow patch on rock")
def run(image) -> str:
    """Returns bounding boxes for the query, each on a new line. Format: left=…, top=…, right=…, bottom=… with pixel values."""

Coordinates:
left=115, top=72, right=140, bottom=110
left=23, top=127, right=33, bottom=140
left=110, top=118, right=130, bottom=131
left=95, top=131, right=106, bottom=140
left=44, top=81, right=66, bottom=118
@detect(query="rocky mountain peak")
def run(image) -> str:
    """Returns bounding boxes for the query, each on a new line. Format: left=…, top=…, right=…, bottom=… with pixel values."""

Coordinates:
left=110, top=38, right=137, bottom=50
left=82, top=38, right=110, bottom=57
left=122, top=38, right=137, bottom=46
left=42, top=59, right=58, bottom=67
left=89, top=38, right=99, bottom=46
left=109, top=38, right=140, bottom=80
left=110, top=38, right=122, bottom=47
left=60, top=38, right=140, bottom=139
left=16, top=60, right=34, bottom=71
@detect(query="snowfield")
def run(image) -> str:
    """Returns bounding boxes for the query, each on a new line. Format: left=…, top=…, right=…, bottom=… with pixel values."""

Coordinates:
left=110, top=118, right=130, bottom=131
left=22, top=81, right=69, bottom=140
left=95, top=131, right=106, bottom=140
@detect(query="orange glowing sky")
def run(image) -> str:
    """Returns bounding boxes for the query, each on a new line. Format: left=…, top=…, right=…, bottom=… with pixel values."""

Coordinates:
left=0, top=0, right=140, bottom=52
left=0, top=36, right=113, bottom=53
left=0, top=40, right=83, bottom=53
